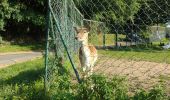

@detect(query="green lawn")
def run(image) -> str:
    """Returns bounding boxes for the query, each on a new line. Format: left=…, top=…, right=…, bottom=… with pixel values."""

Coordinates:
left=89, top=34, right=115, bottom=46
left=89, top=33, right=126, bottom=46
left=99, top=47, right=170, bottom=63
left=0, top=44, right=44, bottom=53
left=0, top=58, right=45, bottom=99
left=88, top=32, right=170, bottom=63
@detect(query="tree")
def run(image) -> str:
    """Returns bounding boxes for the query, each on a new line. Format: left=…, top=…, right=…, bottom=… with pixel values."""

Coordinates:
left=0, top=0, right=20, bottom=30
left=74, top=0, right=141, bottom=24
left=134, top=0, right=170, bottom=26
left=0, top=0, right=47, bottom=41
left=75, top=0, right=170, bottom=32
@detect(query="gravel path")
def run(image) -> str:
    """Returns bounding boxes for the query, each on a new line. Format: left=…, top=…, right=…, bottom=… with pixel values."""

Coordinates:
left=94, top=55, right=170, bottom=89
left=0, top=52, right=42, bottom=69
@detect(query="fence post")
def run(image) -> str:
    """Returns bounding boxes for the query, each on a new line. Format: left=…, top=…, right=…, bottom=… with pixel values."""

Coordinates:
left=103, top=30, right=106, bottom=48
left=44, top=0, right=50, bottom=93
left=115, top=31, right=118, bottom=48
left=49, top=5, right=81, bottom=83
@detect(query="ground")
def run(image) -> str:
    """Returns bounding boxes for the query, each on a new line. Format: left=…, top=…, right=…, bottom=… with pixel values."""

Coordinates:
left=91, top=34, right=170, bottom=90
left=0, top=40, right=170, bottom=98
left=95, top=55, right=170, bottom=87
left=93, top=49, right=170, bottom=94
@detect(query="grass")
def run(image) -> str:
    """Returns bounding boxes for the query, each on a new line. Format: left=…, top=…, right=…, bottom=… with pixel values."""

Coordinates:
left=99, top=45, right=170, bottom=63
left=89, top=32, right=170, bottom=47
left=0, top=43, right=44, bottom=53
left=0, top=58, right=169, bottom=99
left=89, top=33, right=127, bottom=46
left=88, top=32, right=170, bottom=63
left=0, top=58, right=45, bottom=99
left=89, top=34, right=115, bottom=46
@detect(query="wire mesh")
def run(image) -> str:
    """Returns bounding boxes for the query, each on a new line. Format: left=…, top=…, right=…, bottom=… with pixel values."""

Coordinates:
left=46, top=0, right=170, bottom=97
left=45, top=0, right=84, bottom=91
left=83, top=19, right=108, bottom=47
left=73, top=0, right=170, bottom=94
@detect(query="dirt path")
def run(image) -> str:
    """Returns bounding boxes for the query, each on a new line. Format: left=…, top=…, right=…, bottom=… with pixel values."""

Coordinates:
left=94, top=55, right=170, bottom=89
left=0, top=52, right=42, bottom=69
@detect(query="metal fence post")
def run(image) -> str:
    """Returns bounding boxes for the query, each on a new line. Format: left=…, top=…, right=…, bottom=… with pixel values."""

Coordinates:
left=103, top=30, right=106, bottom=48
left=49, top=5, right=81, bottom=83
left=44, top=0, right=50, bottom=93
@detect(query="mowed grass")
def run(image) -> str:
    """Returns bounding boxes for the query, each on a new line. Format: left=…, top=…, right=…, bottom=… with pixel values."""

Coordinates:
left=89, top=33, right=128, bottom=46
left=92, top=34, right=170, bottom=63
left=0, top=58, right=45, bottom=99
left=0, top=44, right=44, bottom=53
left=99, top=47, right=170, bottom=63
left=88, top=33, right=170, bottom=63
left=89, top=34, right=115, bottom=46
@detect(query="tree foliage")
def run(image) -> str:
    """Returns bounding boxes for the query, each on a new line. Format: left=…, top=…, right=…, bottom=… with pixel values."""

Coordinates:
left=134, top=0, right=170, bottom=26
left=1, top=0, right=46, bottom=29
left=0, top=0, right=170, bottom=41
left=75, top=0, right=170, bottom=33
left=0, top=0, right=20, bottom=30
left=0, top=0, right=46, bottom=42
left=75, top=0, right=141, bottom=24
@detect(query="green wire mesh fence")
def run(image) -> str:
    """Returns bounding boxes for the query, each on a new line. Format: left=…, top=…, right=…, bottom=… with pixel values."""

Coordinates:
left=83, top=19, right=108, bottom=47
left=45, top=0, right=170, bottom=97
left=45, top=0, right=84, bottom=91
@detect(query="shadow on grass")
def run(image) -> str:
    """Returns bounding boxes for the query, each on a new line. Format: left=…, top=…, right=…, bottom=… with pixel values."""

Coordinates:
left=0, top=67, right=48, bottom=99
left=96, top=44, right=169, bottom=53
left=2, top=68, right=44, bottom=85
left=11, top=42, right=45, bottom=51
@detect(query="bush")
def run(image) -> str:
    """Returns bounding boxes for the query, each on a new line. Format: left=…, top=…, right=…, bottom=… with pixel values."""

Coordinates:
left=47, top=73, right=168, bottom=100
left=76, top=75, right=129, bottom=100
left=133, top=85, right=168, bottom=100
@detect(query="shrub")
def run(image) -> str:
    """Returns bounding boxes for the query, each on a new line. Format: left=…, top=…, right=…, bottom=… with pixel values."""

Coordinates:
left=133, top=85, right=168, bottom=100
left=48, top=73, right=169, bottom=100
left=76, top=75, right=129, bottom=100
